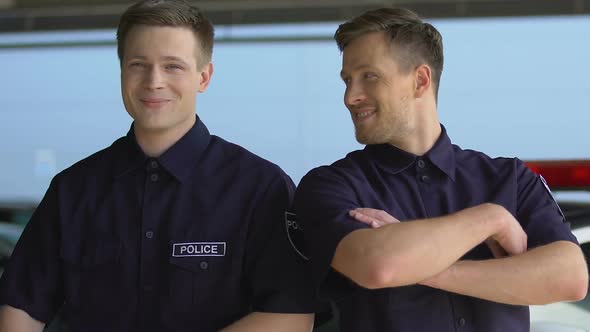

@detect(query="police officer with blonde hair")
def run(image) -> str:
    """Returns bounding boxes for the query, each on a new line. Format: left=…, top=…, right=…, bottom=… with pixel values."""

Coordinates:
left=295, top=7, right=588, bottom=332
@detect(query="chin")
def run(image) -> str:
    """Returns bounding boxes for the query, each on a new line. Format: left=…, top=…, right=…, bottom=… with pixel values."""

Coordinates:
left=355, top=132, right=373, bottom=145
left=355, top=130, right=388, bottom=145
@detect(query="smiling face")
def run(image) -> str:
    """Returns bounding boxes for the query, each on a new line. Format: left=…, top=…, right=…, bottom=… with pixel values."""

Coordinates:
left=341, top=31, right=416, bottom=146
left=121, top=24, right=212, bottom=140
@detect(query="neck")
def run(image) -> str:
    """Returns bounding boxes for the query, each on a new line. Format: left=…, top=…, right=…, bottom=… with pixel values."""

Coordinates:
left=390, top=101, right=441, bottom=156
left=134, top=116, right=196, bottom=157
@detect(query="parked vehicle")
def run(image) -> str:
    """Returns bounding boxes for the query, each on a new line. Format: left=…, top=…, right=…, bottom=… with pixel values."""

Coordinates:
left=527, top=160, right=590, bottom=331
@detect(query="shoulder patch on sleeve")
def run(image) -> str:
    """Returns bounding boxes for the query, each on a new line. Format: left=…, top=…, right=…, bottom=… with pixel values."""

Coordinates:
left=285, top=212, right=309, bottom=260
left=539, top=175, right=567, bottom=222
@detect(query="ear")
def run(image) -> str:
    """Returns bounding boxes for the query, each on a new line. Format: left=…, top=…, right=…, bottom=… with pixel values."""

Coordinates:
left=414, top=64, right=431, bottom=98
left=198, top=62, right=214, bottom=93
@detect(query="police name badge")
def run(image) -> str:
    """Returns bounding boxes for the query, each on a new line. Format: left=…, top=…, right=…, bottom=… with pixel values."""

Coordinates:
left=172, top=242, right=226, bottom=257
left=285, top=212, right=308, bottom=260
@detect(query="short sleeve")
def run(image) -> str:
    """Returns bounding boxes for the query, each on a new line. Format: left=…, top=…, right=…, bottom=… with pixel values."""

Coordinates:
left=245, top=170, right=317, bottom=313
left=0, top=176, right=64, bottom=323
left=516, top=159, right=578, bottom=248
left=294, top=167, right=370, bottom=301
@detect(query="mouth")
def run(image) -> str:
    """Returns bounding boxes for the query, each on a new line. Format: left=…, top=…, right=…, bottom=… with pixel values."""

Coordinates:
left=140, top=98, right=170, bottom=108
left=352, top=108, right=377, bottom=121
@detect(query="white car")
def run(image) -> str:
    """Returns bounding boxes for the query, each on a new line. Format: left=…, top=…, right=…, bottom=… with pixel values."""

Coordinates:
left=528, top=160, right=590, bottom=332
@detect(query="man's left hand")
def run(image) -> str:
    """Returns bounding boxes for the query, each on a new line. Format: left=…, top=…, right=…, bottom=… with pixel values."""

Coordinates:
left=348, top=208, right=400, bottom=228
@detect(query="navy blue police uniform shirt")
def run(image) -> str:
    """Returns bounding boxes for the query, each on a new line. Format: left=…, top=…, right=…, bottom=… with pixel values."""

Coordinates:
left=0, top=117, right=315, bottom=331
left=294, top=125, right=578, bottom=332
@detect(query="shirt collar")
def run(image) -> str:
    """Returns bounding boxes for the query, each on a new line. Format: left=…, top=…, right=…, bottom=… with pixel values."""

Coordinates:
left=113, top=115, right=211, bottom=182
left=365, top=124, right=456, bottom=181
left=158, top=117, right=211, bottom=182
left=426, top=125, right=456, bottom=181
left=365, top=142, right=416, bottom=175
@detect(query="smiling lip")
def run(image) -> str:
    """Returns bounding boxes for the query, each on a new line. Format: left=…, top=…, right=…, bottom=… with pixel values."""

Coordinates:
left=140, top=98, right=170, bottom=108
left=353, top=108, right=377, bottom=121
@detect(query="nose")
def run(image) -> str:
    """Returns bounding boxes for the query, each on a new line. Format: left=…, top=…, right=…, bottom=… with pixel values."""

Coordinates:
left=344, top=81, right=366, bottom=107
left=145, top=66, right=165, bottom=90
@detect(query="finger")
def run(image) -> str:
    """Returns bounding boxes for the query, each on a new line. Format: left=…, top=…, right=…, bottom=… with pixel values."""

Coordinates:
left=350, top=210, right=376, bottom=224
left=376, top=210, right=399, bottom=224
left=486, top=239, right=507, bottom=258
left=355, top=208, right=399, bottom=224
left=371, top=219, right=386, bottom=228
left=349, top=209, right=372, bottom=221
left=356, top=208, right=393, bottom=223
left=349, top=211, right=374, bottom=225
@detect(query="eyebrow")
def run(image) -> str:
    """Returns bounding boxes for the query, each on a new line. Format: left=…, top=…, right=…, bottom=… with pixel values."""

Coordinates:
left=340, top=64, right=377, bottom=78
left=127, top=55, right=190, bottom=66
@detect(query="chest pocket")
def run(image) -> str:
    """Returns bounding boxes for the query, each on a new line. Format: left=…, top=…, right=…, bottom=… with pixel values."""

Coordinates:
left=167, top=254, right=228, bottom=307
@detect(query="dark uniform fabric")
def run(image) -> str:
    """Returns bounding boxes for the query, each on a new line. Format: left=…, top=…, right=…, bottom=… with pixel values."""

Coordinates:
left=294, top=125, right=577, bottom=332
left=0, top=117, right=314, bottom=332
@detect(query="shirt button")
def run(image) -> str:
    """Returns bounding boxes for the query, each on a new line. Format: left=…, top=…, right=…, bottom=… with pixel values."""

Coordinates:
left=458, top=317, right=466, bottom=327
left=150, top=173, right=158, bottom=182
left=417, top=159, right=426, bottom=168
left=421, top=175, right=430, bottom=183
left=145, top=231, right=154, bottom=239
left=200, top=261, right=208, bottom=270
left=150, top=160, right=158, bottom=169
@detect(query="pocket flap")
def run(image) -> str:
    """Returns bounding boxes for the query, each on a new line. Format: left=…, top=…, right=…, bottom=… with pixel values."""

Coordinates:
left=169, top=256, right=207, bottom=273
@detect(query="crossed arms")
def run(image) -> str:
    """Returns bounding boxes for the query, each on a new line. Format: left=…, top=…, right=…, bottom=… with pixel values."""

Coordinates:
left=334, top=204, right=588, bottom=305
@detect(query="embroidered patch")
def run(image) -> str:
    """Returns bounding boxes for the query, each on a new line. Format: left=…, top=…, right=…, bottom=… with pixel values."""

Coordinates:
left=539, top=175, right=566, bottom=221
left=285, top=212, right=308, bottom=260
left=172, top=242, right=226, bottom=257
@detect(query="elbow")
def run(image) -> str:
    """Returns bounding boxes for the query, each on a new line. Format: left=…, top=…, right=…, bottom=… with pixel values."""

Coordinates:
left=555, top=258, right=589, bottom=302
left=335, top=256, right=394, bottom=290
left=358, top=268, right=389, bottom=290
left=567, top=268, right=589, bottom=302
left=551, top=241, right=590, bottom=302
left=356, top=258, right=403, bottom=290
left=571, top=282, right=589, bottom=302
left=567, top=250, right=589, bottom=301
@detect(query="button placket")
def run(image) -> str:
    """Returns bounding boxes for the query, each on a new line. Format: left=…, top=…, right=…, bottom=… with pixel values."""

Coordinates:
left=417, top=159, right=426, bottom=168
left=416, top=159, right=430, bottom=183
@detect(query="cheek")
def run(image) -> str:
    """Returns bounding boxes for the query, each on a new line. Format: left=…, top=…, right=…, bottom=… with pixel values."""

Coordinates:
left=175, top=80, right=199, bottom=97
left=121, top=76, right=138, bottom=93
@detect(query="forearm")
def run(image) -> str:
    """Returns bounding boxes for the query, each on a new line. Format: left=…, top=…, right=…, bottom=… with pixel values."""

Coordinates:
left=421, top=241, right=589, bottom=305
left=220, top=312, right=314, bottom=332
left=333, top=203, right=505, bottom=288
left=0, top=305, right=45, bottom=332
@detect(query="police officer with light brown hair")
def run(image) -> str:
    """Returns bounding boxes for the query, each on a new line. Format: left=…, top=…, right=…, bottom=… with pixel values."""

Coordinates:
left=0, top=1, right=316, bottom=331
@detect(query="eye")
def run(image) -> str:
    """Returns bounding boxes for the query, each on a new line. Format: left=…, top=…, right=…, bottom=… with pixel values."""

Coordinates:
left=129, top=62, right=145, bottom=68
left=364, top=72, right=378, bottom=80
left=165, top=64, right=183, bottom=71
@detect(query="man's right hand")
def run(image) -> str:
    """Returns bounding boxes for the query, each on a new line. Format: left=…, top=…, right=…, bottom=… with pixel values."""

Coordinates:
left=481, top=204, right=527, bottom=256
